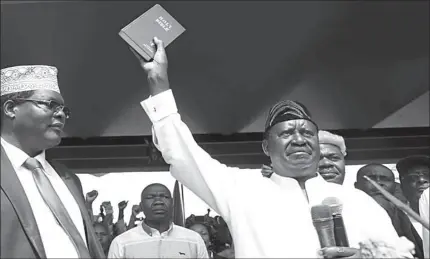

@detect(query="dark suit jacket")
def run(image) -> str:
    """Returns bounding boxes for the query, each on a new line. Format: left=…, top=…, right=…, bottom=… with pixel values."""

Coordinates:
left=1, top=146, right=105, bottom=258
left=383, top=202, right=424, bottom=259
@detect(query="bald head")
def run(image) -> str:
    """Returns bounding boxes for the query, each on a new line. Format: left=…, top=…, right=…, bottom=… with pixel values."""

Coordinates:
left=355, top=163, right=396, bottom=196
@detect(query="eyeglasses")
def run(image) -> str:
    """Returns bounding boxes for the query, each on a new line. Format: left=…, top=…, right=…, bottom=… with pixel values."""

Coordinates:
left=14, top=98, right=71, bottom=119
left=402, top=173, right=429, bottom=181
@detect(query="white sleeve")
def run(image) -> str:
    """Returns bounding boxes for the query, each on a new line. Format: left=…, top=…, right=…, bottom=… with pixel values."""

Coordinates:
left=419, top=188, right=429, bottom=258
left=196, top=234, right=209, bottom=259
left=107, top=238, right=123, bottom=258
left=141, top=90, right=243, bottom=218
left=354, top=189, right=402, bottom=245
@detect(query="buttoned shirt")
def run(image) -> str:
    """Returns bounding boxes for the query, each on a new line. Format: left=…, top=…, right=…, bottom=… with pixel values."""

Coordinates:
left=1, top=137, right=86, bottom=258
left=108, top=221, right=208, bottom=258
left=140, top=90, right=403, bottom=258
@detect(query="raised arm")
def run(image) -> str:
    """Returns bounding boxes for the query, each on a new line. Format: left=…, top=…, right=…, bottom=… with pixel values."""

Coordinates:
left=131, top=38, right=242, bottom=217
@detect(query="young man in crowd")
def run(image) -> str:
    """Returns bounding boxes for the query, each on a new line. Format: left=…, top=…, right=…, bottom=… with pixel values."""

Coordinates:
left=108, top=183, right=208, bottom=258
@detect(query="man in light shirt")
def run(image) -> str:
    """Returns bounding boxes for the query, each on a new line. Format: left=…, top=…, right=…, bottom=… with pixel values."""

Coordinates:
left=131, top=38, right=411, bottom=258
left=108, top=183, right=208, bottom=258
left=419, top=188, right=429, bottom=258
left=1, top=65, right=104, bottom=258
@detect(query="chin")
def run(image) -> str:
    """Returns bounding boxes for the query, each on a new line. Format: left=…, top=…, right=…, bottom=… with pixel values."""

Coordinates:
left=44, top=134, right=62, bottom=148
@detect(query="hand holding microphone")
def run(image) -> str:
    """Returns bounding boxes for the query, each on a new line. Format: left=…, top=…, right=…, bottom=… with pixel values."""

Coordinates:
left=312, top=203, right=360, bottom=258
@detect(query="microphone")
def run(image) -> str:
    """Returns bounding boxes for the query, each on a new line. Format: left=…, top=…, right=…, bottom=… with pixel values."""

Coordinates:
left=322, top=197, right=349, bottom=247
left=311, top=205, right=336, bottom=248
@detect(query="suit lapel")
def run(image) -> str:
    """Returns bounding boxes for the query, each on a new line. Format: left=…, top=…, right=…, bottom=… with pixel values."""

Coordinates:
left=1, top=146, right=46, bottom=258
left=51, top=161, right=105, bottom=258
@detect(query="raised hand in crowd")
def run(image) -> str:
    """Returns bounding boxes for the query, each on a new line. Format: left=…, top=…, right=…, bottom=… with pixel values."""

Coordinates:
left=114, top=201, right=129, bottom=236
left=85, top=190, right=99, bottom=220
left=127, top=204, right=142, bottom=230
left=86, top=190, right=99, bottom=204
left=101, top=201, right=114, bottom=236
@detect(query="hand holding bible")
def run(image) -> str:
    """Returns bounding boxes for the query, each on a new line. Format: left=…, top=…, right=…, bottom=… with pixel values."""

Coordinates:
left=130, top=37, right=170, bottom=96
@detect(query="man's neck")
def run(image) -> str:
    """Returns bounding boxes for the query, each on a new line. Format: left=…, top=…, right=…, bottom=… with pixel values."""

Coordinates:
left=1, top=132, right=42, bottom=157
left=409, top=199, right=420, bottom=214
left=144, top=219, right=171, bottom=233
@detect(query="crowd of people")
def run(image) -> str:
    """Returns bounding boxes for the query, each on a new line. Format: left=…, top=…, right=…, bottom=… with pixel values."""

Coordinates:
left=1, top=36, right=428, bottom=259
left=84, top=188, right=235, bottom=258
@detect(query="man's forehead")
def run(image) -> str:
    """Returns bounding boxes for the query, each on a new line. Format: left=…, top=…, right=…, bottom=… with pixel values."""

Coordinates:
left=32, top=89, right=64, bottom=103
left=144, top=185, right=171, bottom=194
left=364, top=166, right=393, bottom=176
left=272, top=119, right=317, bottom=130
left=407, top=164, right=430, bottom=172
left=320, top=143, right=342, bottom=154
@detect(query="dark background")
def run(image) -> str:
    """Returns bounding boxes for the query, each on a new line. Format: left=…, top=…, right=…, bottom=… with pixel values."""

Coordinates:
left=1, top=1, right=429, bottom=172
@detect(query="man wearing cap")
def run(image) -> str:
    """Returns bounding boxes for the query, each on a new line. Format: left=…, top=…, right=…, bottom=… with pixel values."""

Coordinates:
left=397, top=155, right=430, bottom=241
left=317, top=130, right=347, bottom=185
left=132, top=38, right=411, bottom=258
left=1, top=65, right=104, bottom=258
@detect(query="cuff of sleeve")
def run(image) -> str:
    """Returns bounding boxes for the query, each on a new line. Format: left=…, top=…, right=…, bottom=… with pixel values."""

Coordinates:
left=140, top=89, right=178, bottom=123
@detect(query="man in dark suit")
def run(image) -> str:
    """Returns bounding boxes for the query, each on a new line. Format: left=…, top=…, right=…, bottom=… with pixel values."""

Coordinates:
left=1, top=65, right=104, bottom=258
left=355, top=163, right=424, bottom=259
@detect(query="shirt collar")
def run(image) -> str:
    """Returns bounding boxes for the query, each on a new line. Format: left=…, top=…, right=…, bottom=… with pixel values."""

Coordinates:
left=270, top=171, right=325, bottom=189
left=141, top=220, right=174, bottom=236
left=1, top=137, right=47, bottom=170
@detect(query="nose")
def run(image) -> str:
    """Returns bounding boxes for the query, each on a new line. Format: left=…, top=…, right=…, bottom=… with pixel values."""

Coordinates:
left=152, top=199, right=165, bottom=206
left=319, top=157, right=332, bottom=167
left=53, top=108, right=67, bottom=121
left=417, top=176, right=429, bottom=185
left=374, top=176, right=388, bottom=187
left=291, top=132, right=305, bottom=145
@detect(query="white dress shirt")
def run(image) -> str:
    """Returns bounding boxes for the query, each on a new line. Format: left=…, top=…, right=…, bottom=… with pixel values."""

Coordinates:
left=140, top=90, right=402, bottom=258
left=419, top=188, right=429, bottom=258
left=1, top=137, right=86, bottom=258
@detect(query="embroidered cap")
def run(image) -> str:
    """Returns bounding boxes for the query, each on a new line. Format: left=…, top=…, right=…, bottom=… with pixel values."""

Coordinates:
left=264, top=100, right=317, bottom=132
left=1, top=65, right=60, bottom=96
left=318, top=130, right=347, bottom=156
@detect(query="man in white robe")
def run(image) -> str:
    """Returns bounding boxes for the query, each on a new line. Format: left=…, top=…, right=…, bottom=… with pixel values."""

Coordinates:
left=131, top=38, right=412, bottom=258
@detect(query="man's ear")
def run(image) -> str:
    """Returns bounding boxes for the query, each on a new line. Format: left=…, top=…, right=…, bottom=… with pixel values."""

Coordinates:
left=3, top=100, right=17, bottom=119
left=262, top=139, right=270, bottom=157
